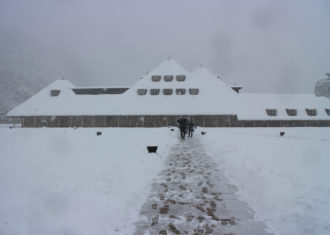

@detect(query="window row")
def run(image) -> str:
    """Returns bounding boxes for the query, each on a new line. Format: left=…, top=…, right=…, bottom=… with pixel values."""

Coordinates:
left=137, top=88, right=199, bottom=95
left=151, top=75, right=186, bottom=82
left=266, top=108, right=330, bottom=116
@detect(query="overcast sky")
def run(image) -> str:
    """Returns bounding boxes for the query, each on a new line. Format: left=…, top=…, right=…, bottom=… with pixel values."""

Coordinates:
left=0, top=0, right=329, bottom=93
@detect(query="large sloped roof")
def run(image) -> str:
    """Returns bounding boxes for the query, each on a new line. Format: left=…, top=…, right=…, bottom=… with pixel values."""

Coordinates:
left=122, top=60, right=239, bottom=115
left=7, top=59, right=330, bottom=119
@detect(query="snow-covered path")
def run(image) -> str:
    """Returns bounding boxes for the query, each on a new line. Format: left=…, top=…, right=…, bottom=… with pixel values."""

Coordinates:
left=134, top=136, right=271, bottom=235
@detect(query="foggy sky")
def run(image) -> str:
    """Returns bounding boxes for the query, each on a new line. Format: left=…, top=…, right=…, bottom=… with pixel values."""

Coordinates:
left=1, top=0, right=329, bottom=93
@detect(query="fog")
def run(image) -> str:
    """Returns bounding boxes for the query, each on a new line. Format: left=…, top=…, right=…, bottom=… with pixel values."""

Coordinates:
left=1, top=0, right=329, bottom=93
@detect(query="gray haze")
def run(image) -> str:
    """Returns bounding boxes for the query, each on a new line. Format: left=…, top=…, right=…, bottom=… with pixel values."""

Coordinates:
left=1, top=0, right=330, bottom=98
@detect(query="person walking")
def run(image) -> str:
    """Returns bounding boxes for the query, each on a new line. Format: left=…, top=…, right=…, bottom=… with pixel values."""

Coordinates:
left=188, top=119, right=195, bottom=138
left=177, top=116, right=188, bottom=140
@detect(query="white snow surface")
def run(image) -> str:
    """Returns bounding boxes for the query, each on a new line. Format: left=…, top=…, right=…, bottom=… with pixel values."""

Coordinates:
left=7, top=59, right=330, bottom=119
left=0, top=127, right=176, bottom=235
left=1, top=126, right=330, bottom=235
left=200, top=128, right=330, bottom=235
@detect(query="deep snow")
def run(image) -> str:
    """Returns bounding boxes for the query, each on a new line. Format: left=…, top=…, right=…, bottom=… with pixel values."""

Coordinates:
left=0, top=127, right=176, bottom=234
left=200, top=128, right=330, bottom=235
left=0, top=126, right=329, bottom=234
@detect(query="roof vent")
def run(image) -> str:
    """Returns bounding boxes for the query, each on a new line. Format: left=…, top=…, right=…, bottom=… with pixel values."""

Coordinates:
left=151, top=75, right=161, bottom=82
left=326, top=109, right=330, bottom=116
left=306, top=109, right=317, bottom=116
left=163, top=89, right=173, bottom=95
left=266, top=109, right=277, bottom=116
left=176, top=88, right=186, bottom=95
left=176, top=75, right=186, bottom=82
left=150, top=89, right=160, bottom=95
left=164, top=75, right=173, bottom=82
left=137, top=89, right=147, bottom=95
left=189, top=88, right=199, bottom=95
left=286, top=109, right=297, bottom=116
left=50, top=90, right=60, bottom=97
left=231, top=86, right=242, bottom=93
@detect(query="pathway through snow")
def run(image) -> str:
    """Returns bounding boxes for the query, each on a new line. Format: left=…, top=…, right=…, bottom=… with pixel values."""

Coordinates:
left=134, top=136, right=271, bottom=235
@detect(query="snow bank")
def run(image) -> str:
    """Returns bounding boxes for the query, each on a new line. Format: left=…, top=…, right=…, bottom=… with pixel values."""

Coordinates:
left=0, top=127, right=177, bottom=235
left=200, top=127, right=330, bottom=235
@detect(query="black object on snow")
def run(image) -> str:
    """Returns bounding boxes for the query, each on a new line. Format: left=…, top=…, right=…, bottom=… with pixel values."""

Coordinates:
left=280, top=132, right=285, bottom=136
left=147, top=146, right=158, bottom=153
left=96, top=131, right=102, bottom=136
left=171, top=129, right=174, bottom=131
left=201, top=132, right=206, bottom=135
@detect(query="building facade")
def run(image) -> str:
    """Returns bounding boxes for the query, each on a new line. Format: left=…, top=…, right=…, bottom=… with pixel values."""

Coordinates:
left=7, top=59, right=330, bottom=127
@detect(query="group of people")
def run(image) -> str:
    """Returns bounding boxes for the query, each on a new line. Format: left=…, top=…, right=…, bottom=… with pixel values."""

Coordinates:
left=177, top=116, right=195, bottom=140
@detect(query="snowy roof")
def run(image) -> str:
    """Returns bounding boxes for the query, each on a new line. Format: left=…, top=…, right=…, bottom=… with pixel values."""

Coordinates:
left=236, top=93, right=330, bottom=120
left=45, top=79, right=75, bottom=90
left=7, top=59, right=330, bottom=120
left=315, top=78, right=330, bottom=86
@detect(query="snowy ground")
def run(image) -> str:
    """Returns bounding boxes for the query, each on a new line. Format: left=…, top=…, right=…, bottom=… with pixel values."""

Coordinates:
left=0, top=127, right=176, bottom=235
left=200, top=128, right=330, bottom=235
left=134, top=137, right=270, bottom=234
left=0, top=126, right=329, bottom=235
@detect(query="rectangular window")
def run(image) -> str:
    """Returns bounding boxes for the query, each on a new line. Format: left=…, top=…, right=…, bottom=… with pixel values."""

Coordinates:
left=189, top=88, right=199, bottom=95
left=137, top=89, right=147, bottom=95
left=50, top=90, right=60, bottom=96
left=176, top=75, right=186, bottom=81
left=325, top=109, right=330, bottom=116
left=41, top=117, right=47, bottom=123
left=72, top=88, right=128, bottom=95
left=176, top=88, right=186, bottom=95
left=286, top=109, right=297, bottom=116
left=164, top=75, right=173, bottom=82
left=163, top=89, right=173, bottom=95
left=266, top=109, right=277, bottom=116
left=151, top=75, right=161, bottom=82
left=305, top=109, right=317, bottom=116
left=150, top=89, right=160, bottom=95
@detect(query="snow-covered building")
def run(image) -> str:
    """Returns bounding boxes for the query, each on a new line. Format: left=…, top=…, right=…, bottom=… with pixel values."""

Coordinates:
left=7, top=59, right=330, bottom=127
left=315, top=73, right=330, bottom=98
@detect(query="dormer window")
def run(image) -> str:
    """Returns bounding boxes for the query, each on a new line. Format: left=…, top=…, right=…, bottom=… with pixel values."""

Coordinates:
left=305, top=109, right=317, bottom=116
left=325, top=109, right=330, bottom=116
left=266, top=109, right=277, bottom=116
left=163, top=89, right=173, bottom=95
left=164, top=75, right=173, bottom=82
left=176, top=75, right=186, bottom=82
left=150, top=89, right=160, bottom=95
left=151, top=75, right=161, bottom=82
left=286, top=109, right=297, bottom=116
left=50, top=90, right=60, bottom=97
left=137, top=89, right=147, bottom=95
left=189, top=88, right=199, bottom=95
left=176, top=89, right=186, bottom=95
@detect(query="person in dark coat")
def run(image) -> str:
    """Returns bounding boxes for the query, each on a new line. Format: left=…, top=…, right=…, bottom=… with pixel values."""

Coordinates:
left=177, top=116, right=188, bottom=140
left=187, top=119, right=195, bottom=138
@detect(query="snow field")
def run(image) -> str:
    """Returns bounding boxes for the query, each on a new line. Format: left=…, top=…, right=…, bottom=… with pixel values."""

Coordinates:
left=200, top=128, right=330, bottom=235
left=1, top=127, right=329, bottom=235
left=0, top=127, right=177, bottom=235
